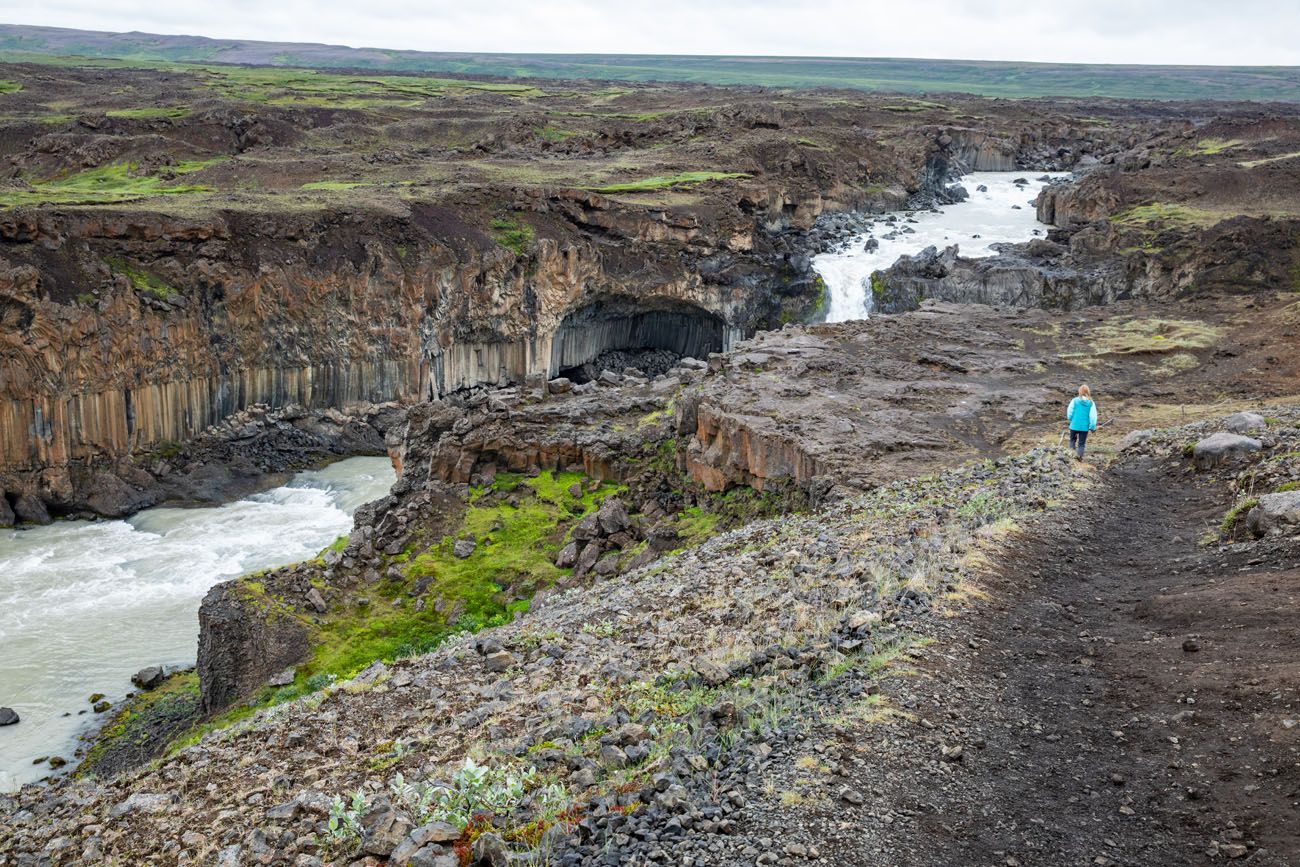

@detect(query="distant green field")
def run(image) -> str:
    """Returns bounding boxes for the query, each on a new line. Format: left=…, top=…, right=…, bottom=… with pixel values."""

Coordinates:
left=1, top=24, right=1299, bottom=101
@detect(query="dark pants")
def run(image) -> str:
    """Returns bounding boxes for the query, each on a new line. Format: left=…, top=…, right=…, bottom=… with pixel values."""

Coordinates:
left=1069, top=429, right=1089, bottom=458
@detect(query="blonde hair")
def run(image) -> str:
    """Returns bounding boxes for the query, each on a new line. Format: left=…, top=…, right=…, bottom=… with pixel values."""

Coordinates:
left=1078, top=384, right=1091, bottom=399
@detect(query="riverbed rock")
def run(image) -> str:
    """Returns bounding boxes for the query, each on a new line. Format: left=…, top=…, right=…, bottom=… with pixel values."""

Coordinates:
left=12, top=494, right=50, bottom=525
left=0, top=707, right=18, bottom=726
left=131, top=666, right=166, bottom=690
left=0, top=493, right=13, bottom=528
left=1192, top=433, right=1262, bottom=470
left=1246, top=490, right=1300, bottom=537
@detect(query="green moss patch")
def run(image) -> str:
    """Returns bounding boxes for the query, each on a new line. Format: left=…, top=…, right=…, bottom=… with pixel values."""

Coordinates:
left=1090, top=318, right=1220, bottom=355
left=591, top=171, right=750, bottom=194
left=106, top=257, right=178, bottom=299
left=79, top=671, right=201, bottom=779
left=1109, top=202, right=1219, bottom=231
left=490, top=216, right=535, bottom=254
left=0, top=159, right=224, bottom=208
left=105, top=106, right=190, bottom=119
left=0, top=80, right=21, bottom=94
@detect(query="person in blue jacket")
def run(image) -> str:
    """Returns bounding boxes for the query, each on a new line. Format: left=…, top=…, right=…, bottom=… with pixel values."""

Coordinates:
left=1066, top=384, right=1098, bottom=460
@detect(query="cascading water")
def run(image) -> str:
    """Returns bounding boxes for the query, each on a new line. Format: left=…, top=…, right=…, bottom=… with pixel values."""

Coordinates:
left=814, top=171, right=1067, bottom=322
left=0, top=456, right=395, bottom=791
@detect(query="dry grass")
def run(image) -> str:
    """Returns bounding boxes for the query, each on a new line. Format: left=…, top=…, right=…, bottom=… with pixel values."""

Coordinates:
left=1089, top=318, right=1221, bottom=355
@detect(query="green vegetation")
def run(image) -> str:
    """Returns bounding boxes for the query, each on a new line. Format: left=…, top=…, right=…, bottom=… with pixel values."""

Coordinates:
left=490, top=216, right=535, bottom=254
left=1177, top=137, right=1245, bottom=156
left=1239, top=150, right=1300, bottom=168
left=539, top=125, right=578, bottom=141
left=106, top=257, right=178, bottom=299
left=0, top=159, right=223, bottom=208
left=1090, top=318, right=1221, bottom=355
left=105, top=106, right=189, bottom=119
left=0, top=79, right=20, bottom=93
left=590, top=171, right=749, bottom=194
left=1110, top=202, right=1220, bottom=231
left=190, top=65, right=543, bottom=108
left=78, top=671, right=201, bottom=777
left=7, top=31, right=1300, bottom=100
left=301, top=180, right=370, bottom=190
left=1221, top=497, right=1259, bottom=535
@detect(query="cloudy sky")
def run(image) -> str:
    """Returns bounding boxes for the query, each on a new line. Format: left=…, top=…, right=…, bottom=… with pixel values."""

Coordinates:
left=9, top=0, right=1300, bottom=65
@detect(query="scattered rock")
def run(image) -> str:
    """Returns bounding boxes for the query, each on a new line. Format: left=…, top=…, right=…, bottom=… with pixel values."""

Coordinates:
left=131, top=666, right=166, bottom=690
left=1182, top=639, right=1200, bottom=653
left=484, top=650, right=516, bottom=673
left=1246, top=490, right=1300, bottom=537
left=1191, top=433, right=1261, bottom=470
left=0, top=707, right=18, bottom=726
left=267, top=667, right=296, bottom=687
left=453, top=538, right=477, bottom=559
left=306, top=587, right=328, bottom=613
left=361, top=807, right=412, bottom=856
left=1223, top=411, right=1266, bottom=434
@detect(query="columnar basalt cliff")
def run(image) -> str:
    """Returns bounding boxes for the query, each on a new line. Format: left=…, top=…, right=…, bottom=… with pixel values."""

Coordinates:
left=0, top=58, right=1276, bottom=521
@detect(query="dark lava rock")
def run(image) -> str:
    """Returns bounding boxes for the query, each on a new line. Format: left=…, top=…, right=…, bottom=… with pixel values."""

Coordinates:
left=0, top=707, right=18, bottom=726
left=0, top=493, right=13, bottom=528
left=132, top=666, right=166, bottom=690
left=12, top=494, right=50, bottom=525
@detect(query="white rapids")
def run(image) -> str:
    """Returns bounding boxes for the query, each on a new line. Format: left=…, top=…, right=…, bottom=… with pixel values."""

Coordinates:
left=814, top=171, right=1068, bottom=322
left=0, top=456, right=395, bottom=791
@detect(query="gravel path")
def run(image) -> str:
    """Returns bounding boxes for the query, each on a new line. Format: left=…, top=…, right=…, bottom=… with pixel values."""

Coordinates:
left=763, top=455, right=1300, bottom=866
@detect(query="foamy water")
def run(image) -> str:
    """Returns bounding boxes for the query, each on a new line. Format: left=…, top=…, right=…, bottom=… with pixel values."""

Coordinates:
left=814, top=171, right=1067, bottom=322
left=0, top=457, right=395, bottom=791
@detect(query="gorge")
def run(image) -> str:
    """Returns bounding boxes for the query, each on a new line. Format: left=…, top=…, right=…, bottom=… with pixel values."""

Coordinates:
left=2, top=36, right=1300, bottom=867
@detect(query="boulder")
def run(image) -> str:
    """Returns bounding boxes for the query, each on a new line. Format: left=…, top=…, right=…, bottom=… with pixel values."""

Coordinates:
left=305, top=587, right=328, bottom=614
left=1223, top=411, right=1267, bottom=434
left=472, top=833, right=510, bottom=867
left=547, top=377, right=573, bottom=395
left=597, top=497, right=631, bottom=535
left=390, top=821, right=458, bottom=864
left=131, top=666, right=166, bottom=690
left=1116, top=429, right=1154, bottom=451
left=1192, top=433, right=1262, bottom=470
left=1246, top=490, right=1300, bottom=537
left=555, top=541, right=580, bottom=568
left=360, top=807, right=412, bottom=857
left=0, top=707, right=18, bottom=726
left=484, top=650, right=516, bottom=673
left=453, top=538, right=477, bottom=559
left=267, top=667, right=296, bottom=687
left=0, top=493, right=13, bottom=528
left=12, top=494, right=50, bottom=525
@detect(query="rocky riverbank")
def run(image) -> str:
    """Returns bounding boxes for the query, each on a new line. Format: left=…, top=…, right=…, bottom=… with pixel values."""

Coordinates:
left=5, top=402, right=1298, bottom=865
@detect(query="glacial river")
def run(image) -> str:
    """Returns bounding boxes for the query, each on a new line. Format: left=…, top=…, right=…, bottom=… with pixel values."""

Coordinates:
left=0, top=456, right=395, bottom=791
left=814, top=171, right=1068, bottom=322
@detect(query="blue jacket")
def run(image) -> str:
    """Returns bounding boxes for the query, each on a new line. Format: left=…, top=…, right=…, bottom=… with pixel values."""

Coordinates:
left=1067, top=396, right=1098, bottom=432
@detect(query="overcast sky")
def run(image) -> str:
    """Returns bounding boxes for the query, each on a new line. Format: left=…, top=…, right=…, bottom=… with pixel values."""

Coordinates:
left=9, top=1, right=1300, bottom=66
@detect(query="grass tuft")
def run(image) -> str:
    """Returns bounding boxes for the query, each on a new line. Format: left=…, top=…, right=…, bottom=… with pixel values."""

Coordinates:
left=591, top=171, right=749, bottom=194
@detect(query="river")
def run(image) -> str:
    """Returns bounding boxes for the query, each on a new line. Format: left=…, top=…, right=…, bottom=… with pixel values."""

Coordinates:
left=814, top=171, right=1068, bottom=322
left=0, top=456, right=395, bottom=791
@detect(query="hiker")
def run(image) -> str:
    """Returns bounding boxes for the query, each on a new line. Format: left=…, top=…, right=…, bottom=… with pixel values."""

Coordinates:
left=1066, top=384, right=1098, bottom=460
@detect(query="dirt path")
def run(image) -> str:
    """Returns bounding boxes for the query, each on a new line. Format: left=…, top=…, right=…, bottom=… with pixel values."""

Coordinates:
left=784, top=455, right=1300, bottom=866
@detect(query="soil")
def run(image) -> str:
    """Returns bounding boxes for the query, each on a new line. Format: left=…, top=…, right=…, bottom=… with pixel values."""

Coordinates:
left=783, top=455, right=1300, bottom=865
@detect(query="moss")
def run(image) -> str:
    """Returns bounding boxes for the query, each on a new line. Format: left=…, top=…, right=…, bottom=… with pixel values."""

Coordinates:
left=0, top=159, right=223, bottom=208
left=590, top=171, right=750, bottom=194
left=1176, top=137, right=1244, bottom=156
left=1109, top=203, right=1218, bottom=230
left=78, top=671, right=201, bottom=777
left=1277, top=481, right=1300, bottom=493
left=105, top=106, right=190, bottom=119
left=490, top=216, right=535, bottom=255
left=0, top=80, right=22, bottom=94
left=105, top=257, right=179, bottom=299
left=1090, top=318, right=1220, bottom=355
left=870, top=271, right=887, bottom=308
left=301, top=180, right=370, bottom=190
